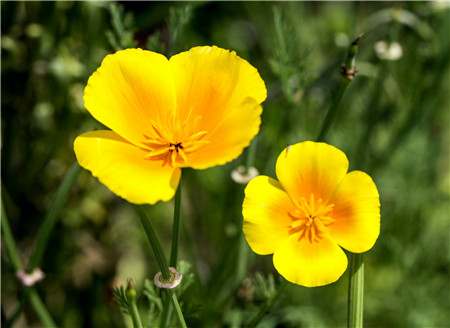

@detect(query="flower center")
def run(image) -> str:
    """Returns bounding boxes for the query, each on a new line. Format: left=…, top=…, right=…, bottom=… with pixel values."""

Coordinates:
left=141, top=110, right=210, bottom=168
left=287, top=194, right=335, bottom=243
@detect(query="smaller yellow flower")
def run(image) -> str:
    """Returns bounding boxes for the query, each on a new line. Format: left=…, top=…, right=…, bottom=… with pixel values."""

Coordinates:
left=242, top=141, right=380, bottom=287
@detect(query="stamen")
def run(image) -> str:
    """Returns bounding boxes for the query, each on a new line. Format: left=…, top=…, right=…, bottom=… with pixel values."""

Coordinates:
left=141, top=114, right=210, bottom=168
left=171, top=149, right=177, bottom=167
left=145, top=146, right=172, bottom=158
left=186, top=131, right=208, bottom=142
left=287, top=194, right=335, bottom=243
left=152, top=124, right=165, bottom=140
left=177, top=147, right=188, bottom=163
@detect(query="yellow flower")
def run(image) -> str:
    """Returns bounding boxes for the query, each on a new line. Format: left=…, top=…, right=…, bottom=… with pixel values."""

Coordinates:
left=74, top=46, right=266, bottom=204
left=242, top=141, right=380, bottom=287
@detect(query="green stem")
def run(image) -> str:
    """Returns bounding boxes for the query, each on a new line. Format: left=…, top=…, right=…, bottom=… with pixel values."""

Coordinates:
left=316, top=34, right=362, bottom=142
left=162, top=175, right=183, bottom=327
left=135, top=206, right=187, bottom=328
left=29, top=162, right=82, bottom=270
left=245, top=136, right=258, bottom=169
left=167, top=289, right=187, bottom=328
left=169, top=174, right=182, bottom=268
left=348, top=253, right=364, bottom=328
left=28, top=288, right=57, bottom=328
left=129, top=302, right=143, bottom=328
left=235, top=232, right=249, bottom=285
left=1, top=200, right=23, bottom=271
left=127, top=281, right=143, bottom=328
left=344, top=34, right=362, bottom=74
left=160, top=292, right=173, bottom=328
left=316, top=80, right=350, bottom=142
left=135, top=206, right=171, bottom=280
left=236, top=138, right=259, bottom=282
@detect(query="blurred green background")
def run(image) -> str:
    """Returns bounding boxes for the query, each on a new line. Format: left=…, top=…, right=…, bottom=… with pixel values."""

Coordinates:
left=2, top=1, right=449, bottom=327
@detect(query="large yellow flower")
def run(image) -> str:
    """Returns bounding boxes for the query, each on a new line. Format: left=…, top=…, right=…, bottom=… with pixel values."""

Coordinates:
left=242, top=141, right=380, bottom=287
left=74, top=46, right=266, bottom=204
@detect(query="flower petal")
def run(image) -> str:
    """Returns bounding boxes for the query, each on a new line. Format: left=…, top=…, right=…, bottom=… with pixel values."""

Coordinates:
left=169, top=46, right=266, bottom=169
left=187, top=98, right=262, bottom=169
left=74, top=130, right=180, bottom=204
left=84, top=49, right=176, bottom=146
left=276, top=141, right=349, bottom=204
left=273, top=234, right=348, bottom=287
left=328, top=171, right=381, bottom=253
left=243, top=176, right=296, bottom=255
left=170, top=45, right=266, bottom=118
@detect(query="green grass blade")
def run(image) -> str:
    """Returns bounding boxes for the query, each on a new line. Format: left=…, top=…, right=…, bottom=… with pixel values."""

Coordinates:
left=29, top=162, right=82, bottom=270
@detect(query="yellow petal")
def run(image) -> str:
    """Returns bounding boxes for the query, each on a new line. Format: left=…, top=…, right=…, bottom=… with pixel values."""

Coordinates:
left=187, top=98, right=262, bottom=169
left=169, top=46, right=267, bottom=169
left=273, top=234, right=348, bottom=287
left=328, top=171, right=381, bottom=253
left=242, top=176, right=296, bottom=255
left=276, top=141, right=349, bottom=204
left=74, top=130, right=180, bottom=204
left=84, top=49, right=176, bottom=146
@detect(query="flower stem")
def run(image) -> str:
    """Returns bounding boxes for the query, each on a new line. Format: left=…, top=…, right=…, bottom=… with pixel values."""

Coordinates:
left=160, top=292, right=173, bottom=328
left=169, top=173, right=182, bottom=268
left=316, top=34, right=362, bottom=142
left=29, top=162, right=82, bottom=270
left=161, top=174, right=183, bottom=326
left=135, top=205, right=187, bottom=328
left=348, top=252, right=364, bottom=328
left=167, top=289, right=187, bottom=328
left=135, top=206, right=171, bottom=280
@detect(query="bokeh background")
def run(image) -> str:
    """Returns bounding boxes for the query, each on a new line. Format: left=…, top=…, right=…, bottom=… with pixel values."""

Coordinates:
left=2, top=1, right=449, bottom=327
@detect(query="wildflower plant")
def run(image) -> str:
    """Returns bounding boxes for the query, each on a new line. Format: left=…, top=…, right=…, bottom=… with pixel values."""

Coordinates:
left=73, top=44, right=266, bottom=326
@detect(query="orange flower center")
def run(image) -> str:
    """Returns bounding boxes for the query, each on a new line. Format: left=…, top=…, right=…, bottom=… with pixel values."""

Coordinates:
left=141, top=110, right=211, bottom=168
left=288, top=194, right=335, bottom=243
